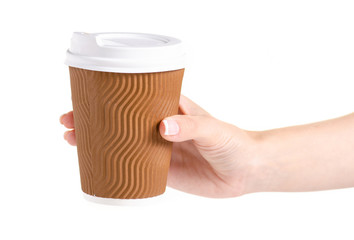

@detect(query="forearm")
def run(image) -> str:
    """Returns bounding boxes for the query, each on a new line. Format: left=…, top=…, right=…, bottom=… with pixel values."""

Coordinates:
left=252, top=113, right=354, bottom=193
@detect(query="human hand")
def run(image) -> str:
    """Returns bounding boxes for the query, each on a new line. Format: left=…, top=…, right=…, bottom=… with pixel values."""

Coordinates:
left=60, top=95, right=263, bottom=198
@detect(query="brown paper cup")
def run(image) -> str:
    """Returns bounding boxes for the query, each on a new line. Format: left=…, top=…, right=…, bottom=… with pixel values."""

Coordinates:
left=69, top=67, right=184, bottom=199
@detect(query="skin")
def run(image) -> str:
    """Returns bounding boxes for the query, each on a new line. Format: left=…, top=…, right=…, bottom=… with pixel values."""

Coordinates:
left=60, top=95, right=354, bottom=198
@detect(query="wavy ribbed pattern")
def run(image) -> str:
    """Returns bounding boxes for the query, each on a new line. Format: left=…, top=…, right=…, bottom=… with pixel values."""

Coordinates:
left=69, top=67, right=184, bottom=199
left=69, top=67, right=93, bottom=195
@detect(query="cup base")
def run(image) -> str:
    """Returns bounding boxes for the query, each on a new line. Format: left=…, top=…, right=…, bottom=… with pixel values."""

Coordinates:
left=82, top=192, right=165, bottom=206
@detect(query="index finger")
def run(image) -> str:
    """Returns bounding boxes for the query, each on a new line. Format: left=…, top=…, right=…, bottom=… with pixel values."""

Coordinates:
left=60, top=111, right=75, bottom=129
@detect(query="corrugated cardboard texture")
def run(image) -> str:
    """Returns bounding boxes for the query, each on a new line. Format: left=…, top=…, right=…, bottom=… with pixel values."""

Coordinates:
left=69, top=67, right=184, bottom=199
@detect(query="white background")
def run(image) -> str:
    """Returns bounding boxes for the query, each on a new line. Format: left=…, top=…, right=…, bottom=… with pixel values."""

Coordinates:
left=0, top=0, right=353, bottom=239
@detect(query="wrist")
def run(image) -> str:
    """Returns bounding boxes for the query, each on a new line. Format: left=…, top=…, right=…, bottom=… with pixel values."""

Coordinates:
left=241, top=130, right=276, bottom=194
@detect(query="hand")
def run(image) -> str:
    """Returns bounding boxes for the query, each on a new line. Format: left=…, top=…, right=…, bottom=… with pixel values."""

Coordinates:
left=60, top=95, right=262, bottom=198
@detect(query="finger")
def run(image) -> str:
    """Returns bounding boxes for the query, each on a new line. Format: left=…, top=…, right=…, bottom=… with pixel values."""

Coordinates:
left=159, top=114, right=222, bottom=145
left=60, top=111, right=75, bottom=129
left=179, top=95, right=211, bottom=117
left=64, top=130, right=77, bottom=146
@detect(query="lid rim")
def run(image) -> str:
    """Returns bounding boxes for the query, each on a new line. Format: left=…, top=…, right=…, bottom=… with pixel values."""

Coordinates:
left=65, top=32, right=186, bottom=73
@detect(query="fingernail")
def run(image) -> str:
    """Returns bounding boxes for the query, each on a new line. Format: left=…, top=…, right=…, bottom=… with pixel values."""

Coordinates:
left=162, top=119, right=179, bottom=136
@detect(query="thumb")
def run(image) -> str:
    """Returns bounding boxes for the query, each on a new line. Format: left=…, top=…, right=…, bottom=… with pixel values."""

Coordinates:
left=159, top=114, right=223, bottom=145
left=159, top=95, right=225, bottom=145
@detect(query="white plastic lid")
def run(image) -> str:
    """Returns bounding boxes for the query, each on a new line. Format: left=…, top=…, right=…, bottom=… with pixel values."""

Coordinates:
left=65, top=32, right=186, bottom=73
